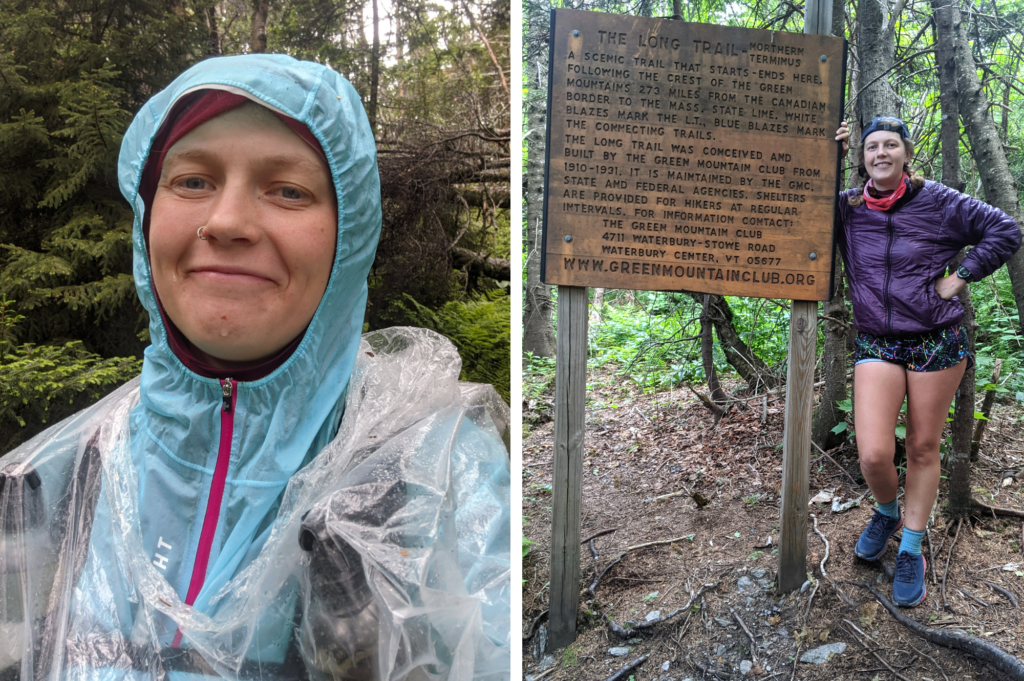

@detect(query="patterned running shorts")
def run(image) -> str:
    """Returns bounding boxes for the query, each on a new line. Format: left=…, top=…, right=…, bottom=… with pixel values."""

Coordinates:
left=854, top=322, right=973, bottom=372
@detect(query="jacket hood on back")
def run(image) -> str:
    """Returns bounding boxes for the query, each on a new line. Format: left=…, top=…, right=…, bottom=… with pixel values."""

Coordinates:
left=116, top=55, right=382, bottom=614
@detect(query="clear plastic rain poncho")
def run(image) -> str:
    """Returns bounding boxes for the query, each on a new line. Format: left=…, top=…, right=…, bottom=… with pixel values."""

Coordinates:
left=0, top=54, right=510, bottom=681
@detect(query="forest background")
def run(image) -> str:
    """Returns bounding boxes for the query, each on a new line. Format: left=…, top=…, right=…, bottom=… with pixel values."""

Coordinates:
left=0, top=0, right=511, bottom=453
left=523, top=0, right=1024, bottom=514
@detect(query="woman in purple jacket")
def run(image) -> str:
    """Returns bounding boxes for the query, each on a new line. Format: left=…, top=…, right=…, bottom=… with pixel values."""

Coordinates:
left=834, top=117, right=1020, bottom=607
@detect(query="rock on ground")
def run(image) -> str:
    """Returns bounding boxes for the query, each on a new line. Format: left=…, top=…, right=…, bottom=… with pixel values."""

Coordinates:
left=799, top=642, right=848, bottom=664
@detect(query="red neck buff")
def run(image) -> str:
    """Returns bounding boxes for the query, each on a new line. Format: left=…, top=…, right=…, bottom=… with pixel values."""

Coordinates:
left=139, top=89, right=330, bottom=381
left=862, top=173, right=910, bottom=212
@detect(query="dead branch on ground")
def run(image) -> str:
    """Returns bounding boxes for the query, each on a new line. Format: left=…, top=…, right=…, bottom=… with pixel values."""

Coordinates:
left=943, top=518, right=964, bottom=610
left=608, top=581, right=719, bottom=638
left=602, top=655, right=649, bottom=681
left=842, top=619, right=913, bottom=681
left=984, top=580, right=1018, bottom=607
left=730, top=607, right=759, bottom=664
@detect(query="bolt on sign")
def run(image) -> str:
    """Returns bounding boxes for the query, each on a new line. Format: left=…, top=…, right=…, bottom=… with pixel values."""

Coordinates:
left=541, top=9, right=847, bottom=301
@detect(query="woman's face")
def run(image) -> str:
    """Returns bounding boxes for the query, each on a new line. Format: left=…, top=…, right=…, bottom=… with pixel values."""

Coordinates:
left=150, top=105, right=336, bottom=368
left=863, top=130, right=910, bottom=189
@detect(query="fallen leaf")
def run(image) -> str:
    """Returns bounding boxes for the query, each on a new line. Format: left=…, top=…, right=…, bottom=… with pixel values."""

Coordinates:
left=859, top=601, right=878, bottom=628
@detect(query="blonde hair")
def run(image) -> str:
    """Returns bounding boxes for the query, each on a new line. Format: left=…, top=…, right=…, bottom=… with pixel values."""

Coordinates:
left=847, top=137, right=925, bottom=207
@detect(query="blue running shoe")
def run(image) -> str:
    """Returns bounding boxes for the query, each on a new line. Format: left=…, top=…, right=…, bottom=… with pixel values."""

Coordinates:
left=854, top=509, right=903, bottom=561
left=892, top=551, right=927, bottom=607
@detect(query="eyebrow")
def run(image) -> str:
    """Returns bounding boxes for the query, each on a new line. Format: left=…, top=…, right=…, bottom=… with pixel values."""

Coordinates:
left=163, top=147, right=327, bottom=175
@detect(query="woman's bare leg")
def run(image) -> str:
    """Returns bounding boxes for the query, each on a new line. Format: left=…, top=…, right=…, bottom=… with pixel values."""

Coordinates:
left=903, top=359, right=967, bottom=532
left=854, top=361, right=909, bottom=505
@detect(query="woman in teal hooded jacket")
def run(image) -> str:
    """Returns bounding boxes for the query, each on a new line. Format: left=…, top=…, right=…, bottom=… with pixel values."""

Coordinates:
left=0, top=55, right=510, bottom=680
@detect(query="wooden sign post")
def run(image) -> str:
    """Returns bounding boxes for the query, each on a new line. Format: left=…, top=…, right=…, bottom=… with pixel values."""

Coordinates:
left=542, top=8, right=847, bottom=647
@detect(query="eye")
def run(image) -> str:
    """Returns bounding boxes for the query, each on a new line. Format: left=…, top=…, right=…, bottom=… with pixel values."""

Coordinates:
left=182, top=177, right=207, bottom=190
left=280, top=186, right=304, bottom=200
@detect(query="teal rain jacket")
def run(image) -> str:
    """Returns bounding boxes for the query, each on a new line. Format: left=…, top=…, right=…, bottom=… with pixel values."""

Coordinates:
left=0, top=55, right=510, bottom=680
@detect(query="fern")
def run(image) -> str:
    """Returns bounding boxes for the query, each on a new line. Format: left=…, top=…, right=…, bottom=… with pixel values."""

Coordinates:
left=390, top=290, right=510, bottom=404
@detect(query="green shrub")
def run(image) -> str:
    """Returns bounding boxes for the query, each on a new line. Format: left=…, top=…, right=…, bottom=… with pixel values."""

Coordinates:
left=0, top=297, right=141, bottom=453
left=389, top=290, right=510, bottom=404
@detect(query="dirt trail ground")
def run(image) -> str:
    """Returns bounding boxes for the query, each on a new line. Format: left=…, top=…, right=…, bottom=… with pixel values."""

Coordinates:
left=522, top=373, right=1024, bottom=680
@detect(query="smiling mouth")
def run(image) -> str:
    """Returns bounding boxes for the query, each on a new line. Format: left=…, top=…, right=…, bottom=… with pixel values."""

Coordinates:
left=191, top=268, right=274, bottom=284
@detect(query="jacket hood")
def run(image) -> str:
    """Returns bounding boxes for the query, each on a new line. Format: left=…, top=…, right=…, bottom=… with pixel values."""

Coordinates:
left=115, top=54, right=382, bottom=614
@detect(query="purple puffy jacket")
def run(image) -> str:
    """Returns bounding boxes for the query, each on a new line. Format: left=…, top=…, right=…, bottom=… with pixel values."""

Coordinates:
left=837, top=180, right=1021, bottom=337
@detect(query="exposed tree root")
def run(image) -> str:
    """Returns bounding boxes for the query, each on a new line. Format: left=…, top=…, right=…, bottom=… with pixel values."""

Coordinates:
left=972, top=498, right=1024, bottom=518
left=522, top=609, right=548, bottom=643
left=859, top=582, right=1024, bottom=681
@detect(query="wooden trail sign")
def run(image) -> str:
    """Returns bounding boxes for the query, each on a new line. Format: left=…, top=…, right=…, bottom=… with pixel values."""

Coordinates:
left=541, top=10, right=847, bottom=301
left=545, top=7, right=847, bottom=652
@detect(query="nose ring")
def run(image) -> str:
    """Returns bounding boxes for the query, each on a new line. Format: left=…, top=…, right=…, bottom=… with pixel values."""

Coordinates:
left=197, top=226, right=208, bottom=240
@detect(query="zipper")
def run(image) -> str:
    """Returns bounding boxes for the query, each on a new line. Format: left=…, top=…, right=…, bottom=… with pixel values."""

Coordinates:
left=883, top=213, right=895, bottom=335
left=173, top=377, right=236, bottom=648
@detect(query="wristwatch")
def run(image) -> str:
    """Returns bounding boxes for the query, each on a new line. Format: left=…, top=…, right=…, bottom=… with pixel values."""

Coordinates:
left=956, top=265, right=973, bottom=282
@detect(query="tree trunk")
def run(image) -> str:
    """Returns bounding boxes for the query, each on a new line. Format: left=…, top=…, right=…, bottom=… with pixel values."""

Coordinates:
left=250, top=0, right=269, bottom=54
left=701, top=295, right=728, bottom=405
left=947, top=253, right=976, bottom=516
left=934, top=0, right=975, bottom=517
left=368, top=0, right=380, bottom=135
left=589, top=288, right=605, bottom=325
left=810, top=0, right=851, bottom=450
left=523, top=2, right=555, bottom=358
left=951, top=0, right=1024, bottom=337
left=856, top=0, right=900, bottom=124
left=205, top=4, right=221, bottom=56
left=812, top=264, right=849, bottom=449
left=687, top=293, right=778, bottom=391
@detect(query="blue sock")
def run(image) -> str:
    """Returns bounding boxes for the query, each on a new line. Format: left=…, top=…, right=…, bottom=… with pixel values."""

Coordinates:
left=877, top=497, right=901, bottom=519
left=899, top=527, right=925, bottom=556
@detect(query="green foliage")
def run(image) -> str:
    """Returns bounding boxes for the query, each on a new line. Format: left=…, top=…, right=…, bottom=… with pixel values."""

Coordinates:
left=0, top=296, right=140, bottom=452
left=390, top=290, right=511, bottom=403
left=520, top=512, right=536, bottom=585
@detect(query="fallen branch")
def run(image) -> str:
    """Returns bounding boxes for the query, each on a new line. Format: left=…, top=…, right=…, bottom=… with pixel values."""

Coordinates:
left=957, top=586, right=989, bottom=608
left=449, top=246, right=510, bottom=281
left=943, top=519, right=963, bottom=611
left=843, top=619, right=913, bottom=681
left=811, top=441, right=859, bottom=488
left=589, top=554, right=623, bottom=597
left=685, top=383, right=730, bottom=425
left=608, top=582, right=718, bottom=638
left=860, top=582, right=1024, bottom=680
left=602, top=655, right=649, bottom=681
left=811, top=514, right=830, bottom=578
left=688, top=654, right=727, bottom=681
left=927, top=528, right=938, bottom=584
left=582, top=528, right=618, bottom=545
left=907, top=643, right=950, bottom=681
left=625, top=535, right=695, bottom=553
left=730, top=607, right=759, bottom=664
left=984, top=580, right=1018, bottom=607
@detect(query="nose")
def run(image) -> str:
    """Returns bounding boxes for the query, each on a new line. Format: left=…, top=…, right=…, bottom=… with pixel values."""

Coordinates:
left=201, top=181, right=261, bottom=245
